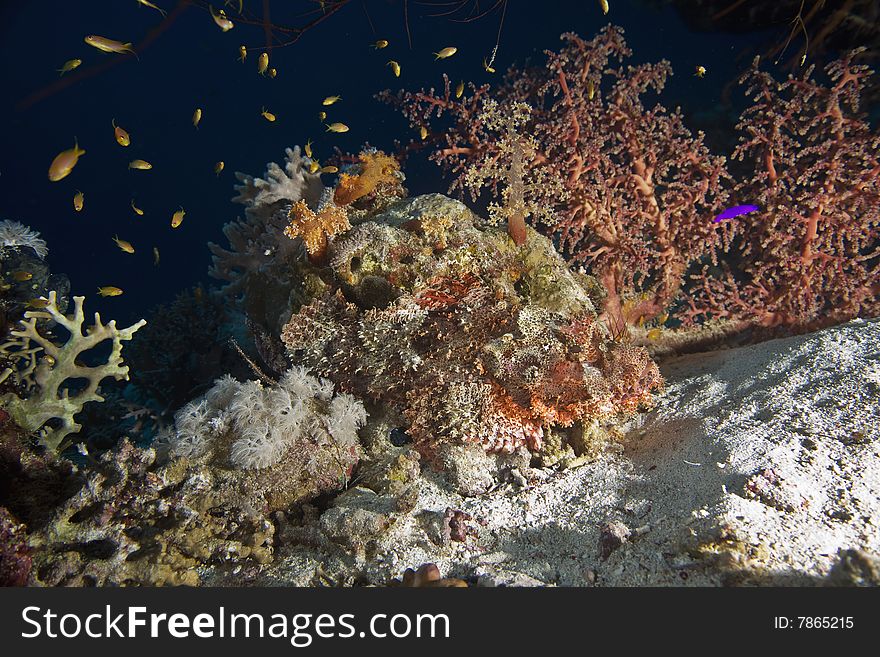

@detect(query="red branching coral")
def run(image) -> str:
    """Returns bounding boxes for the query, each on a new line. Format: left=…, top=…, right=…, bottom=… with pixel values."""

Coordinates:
left=381, top=27, right=732, bottom=330
left=687, top=50, right=880, bottom=330
left=383, top=28, right=880, bottom=333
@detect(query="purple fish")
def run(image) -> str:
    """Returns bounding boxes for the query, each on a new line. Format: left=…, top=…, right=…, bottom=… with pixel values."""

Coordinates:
left=714, top=204, right=760, bottom=223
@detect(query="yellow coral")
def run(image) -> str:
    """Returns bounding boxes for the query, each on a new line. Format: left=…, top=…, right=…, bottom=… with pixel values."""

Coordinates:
left=284, top=200, right=350, bottom=259
left=333, top=151, right=400, bottom=206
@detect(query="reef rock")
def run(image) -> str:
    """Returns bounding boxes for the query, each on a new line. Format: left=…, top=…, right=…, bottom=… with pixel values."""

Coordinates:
left=282, top=194, right=662, bottom=479
left=260, top=317, right=880, bottom=586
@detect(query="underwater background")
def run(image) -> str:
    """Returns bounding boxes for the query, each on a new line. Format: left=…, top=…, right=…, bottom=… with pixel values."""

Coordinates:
left=0, top=0, right=793, bottom=327
left=1, top=1, right=878, bottom=588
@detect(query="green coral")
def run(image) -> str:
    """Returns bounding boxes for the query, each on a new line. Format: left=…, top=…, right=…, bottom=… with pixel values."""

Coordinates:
left=0, top=291, right=145, bottom=452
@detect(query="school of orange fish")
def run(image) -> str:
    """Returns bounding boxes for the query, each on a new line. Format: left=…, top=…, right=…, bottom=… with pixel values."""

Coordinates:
left=45, top=0, right=621, bottom=299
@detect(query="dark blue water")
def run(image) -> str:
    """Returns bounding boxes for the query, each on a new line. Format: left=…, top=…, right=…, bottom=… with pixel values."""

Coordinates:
left=0, top=1, right=788, bottom=326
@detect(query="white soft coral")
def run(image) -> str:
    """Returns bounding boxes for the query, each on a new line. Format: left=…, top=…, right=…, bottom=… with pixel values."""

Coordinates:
left=231, top=146, right=323, bottom=219
left=169, top=367, right=367, bottom=470
left=0, top=220, right=48, bottom=259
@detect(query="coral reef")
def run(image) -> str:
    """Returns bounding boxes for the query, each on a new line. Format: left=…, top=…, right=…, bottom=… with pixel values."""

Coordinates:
left=459, top=100, right=564, bottom=245
left=209, top=146, right=326, bottom=336
left=687, top=51, right=880, bottom=330
left=284, top=150, right=404, bottom=263
left=230, top=145, right=324, bottom=221
left=331, top=151, right=402, bottom=208
left=0, top=292, right=145, bottom=452
left=281, top=194, right=662, bottom=463
left=126, top=285, right=249, bottom=414
left=382, top=27, right=731, bottom=331
left=28, top=440, right=275, bottom=586
left=383, top=27, right=879, bottom=334
left=285, top=198, right=350, bottom=261
left=22, top=368, right=364, bottom=586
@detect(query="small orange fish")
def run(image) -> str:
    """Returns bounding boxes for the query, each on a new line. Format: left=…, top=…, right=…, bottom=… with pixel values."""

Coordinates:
left=371, top=39, right=389, bottom=49
left=325, top=122, right=349, bottom=133
left=48, top=139, right=86, bottom=181
left=57, top=59, right=82, bottom=76
left=73, top=190, right=84, bottom=211
left=113, top=235, right=135, bottom=253
left=97, top=286, right=124, bottom=297
left=12, top=271, right=33, bottom=282
left=257, top=52, right=269, bottom=75
left=433, top=47, right=457, bottom=60
left=210, top=6, right=234, bottom=31
left=387, top=60, right=401, bottom=77
left=171, top=207, right=185, bottom=228
left=319, top=165, right=338, bottom=174
left=27, top=297, right=51, bottom=308
left=131, top=199, right=144, bottom=216
left=129, top=159, right=152, bottom=170
left=214, top=161, right=225, bottom=175
left=136, top=0, right=167, bottom=16
left=112, top=119, right=130, bottom=146
left=84, top=35, right=136, bottom=56
left=261, top=107, right=276, bottom=122
left=193, top=107, right=202, bottom=128
left=455, top=80, right=464, bottom=99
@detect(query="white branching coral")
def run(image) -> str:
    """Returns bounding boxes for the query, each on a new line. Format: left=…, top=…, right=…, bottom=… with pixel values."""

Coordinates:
left=169, top=367, right=367, bottom=471
left=0, top=220, right=49, bottom=259
left=231, top=146, right=324, bottom=220
left=0, top=291, right=146, bottom=452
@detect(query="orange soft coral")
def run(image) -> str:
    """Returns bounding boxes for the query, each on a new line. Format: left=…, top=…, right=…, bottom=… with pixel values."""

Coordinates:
left=333, top=151, right=401, bottom=207
left=284, top=200, right=350, bottom=262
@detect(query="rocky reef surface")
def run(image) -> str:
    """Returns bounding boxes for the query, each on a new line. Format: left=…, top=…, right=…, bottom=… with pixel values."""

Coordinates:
left=257, top=316, right=880, bottom=586
left=4, top=189, right=877, bottom=587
